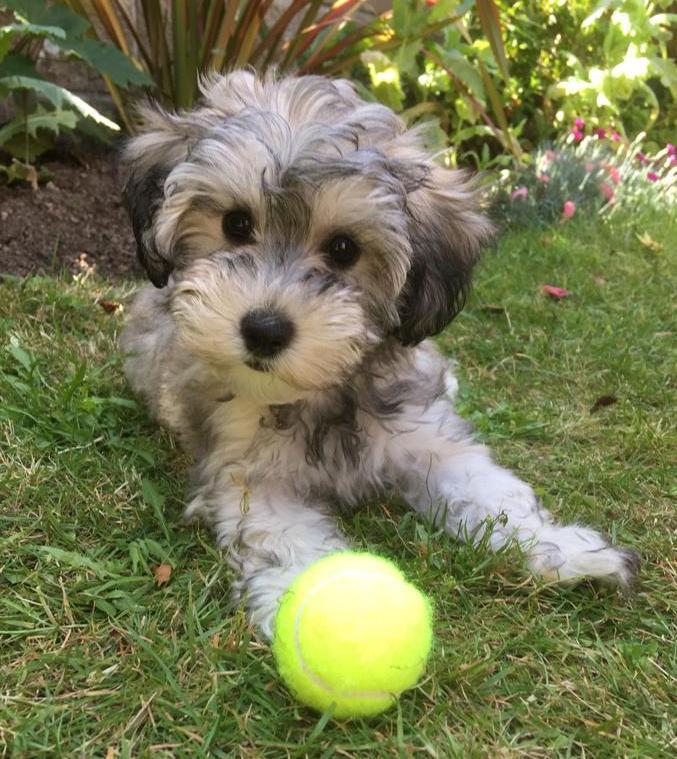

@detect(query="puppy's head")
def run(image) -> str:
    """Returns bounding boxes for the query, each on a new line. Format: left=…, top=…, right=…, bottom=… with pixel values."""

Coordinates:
left=123, top=71, right=491, bottom=402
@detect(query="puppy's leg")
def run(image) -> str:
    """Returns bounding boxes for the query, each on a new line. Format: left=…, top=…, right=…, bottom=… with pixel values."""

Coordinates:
left=186, top=482, right=347, bottom=638
left=386, top=398, right=639, bottom=589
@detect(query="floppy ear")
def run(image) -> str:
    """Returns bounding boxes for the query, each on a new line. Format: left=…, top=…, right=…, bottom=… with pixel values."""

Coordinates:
left=393, top=165, right=493, bottom=345
left=122, top=104, right=208, bottom=287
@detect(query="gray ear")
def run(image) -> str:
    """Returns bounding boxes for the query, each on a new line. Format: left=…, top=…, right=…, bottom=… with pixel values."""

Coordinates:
left=394, top=166, right=493, bottom=345
left=122, top=104, right=206, bottom=287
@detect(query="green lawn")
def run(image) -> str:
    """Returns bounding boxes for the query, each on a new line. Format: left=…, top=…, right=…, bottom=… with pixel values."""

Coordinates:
left=1, top=208, right=675, bottom=757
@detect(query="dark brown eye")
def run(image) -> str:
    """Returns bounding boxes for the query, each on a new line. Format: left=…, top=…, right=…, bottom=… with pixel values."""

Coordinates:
left=323, top=234, right=360, bottom=269
left=223, top=209, right=254, bottom=243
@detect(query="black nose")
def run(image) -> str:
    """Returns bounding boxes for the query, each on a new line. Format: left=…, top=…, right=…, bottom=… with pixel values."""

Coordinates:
left=240, top=309, right=294, bottom=359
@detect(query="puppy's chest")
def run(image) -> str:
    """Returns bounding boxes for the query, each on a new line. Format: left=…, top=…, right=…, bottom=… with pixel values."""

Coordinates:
left=207, top=396, right=372, bottom=492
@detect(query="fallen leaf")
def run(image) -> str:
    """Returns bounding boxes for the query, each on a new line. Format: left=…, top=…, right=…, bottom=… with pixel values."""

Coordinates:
left=154, top=564, right=172, bottom=586
left=541, top=284, right=572, bottom=299
left=636, top=233, right=663, bottom=252
left=590, top=394, right=618, bottom=413
left=98, top=299, right=123, bottom=314
left=480, top=304, right=506, bottom=314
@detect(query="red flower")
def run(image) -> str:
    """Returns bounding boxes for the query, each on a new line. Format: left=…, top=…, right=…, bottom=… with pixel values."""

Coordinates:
left=647, top=171, right=659, bottom=182
left=600, top=182, right=615, bottom=203
left=574, top=118, right=585, bottom=130
left=607, top=166, right=620, bottom=185
left=594, top=128, right=606, bottom=139
left=562, top=200, right=576, bottom=220
left=636, top=151, right=648, bottom=164
left=572, top=129, right=584, bottom=142
left=542, top=284, right=572, bottom=299
left=538, top=173, right=551, bottom=183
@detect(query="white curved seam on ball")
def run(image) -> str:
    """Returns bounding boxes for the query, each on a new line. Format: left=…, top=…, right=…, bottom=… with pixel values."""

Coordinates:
left=292, top=568, right=400, bottom=700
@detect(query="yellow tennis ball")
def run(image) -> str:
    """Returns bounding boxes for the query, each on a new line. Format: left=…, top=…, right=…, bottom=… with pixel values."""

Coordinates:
left=272, top=552, right=433, bottom=719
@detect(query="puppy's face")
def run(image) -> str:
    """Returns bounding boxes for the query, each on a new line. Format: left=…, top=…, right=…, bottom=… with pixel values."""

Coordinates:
left=123, top=72, right=491, bottom=403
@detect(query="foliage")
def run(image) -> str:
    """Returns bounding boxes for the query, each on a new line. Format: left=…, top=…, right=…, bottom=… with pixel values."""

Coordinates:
left=494, top=0, right=676, bottom=150
left=355, top=1, right=675, bottom=167
left=546, top=0, right=677, bottom=138
left=0, top=0, right=150, bottom=174
left=353, top=1, right=523, bottom=166
left=490, top=127, right=676, bottom=228
left=1, top=205, right=675, bottom=754
left=60, top=1, right=509, bottom=143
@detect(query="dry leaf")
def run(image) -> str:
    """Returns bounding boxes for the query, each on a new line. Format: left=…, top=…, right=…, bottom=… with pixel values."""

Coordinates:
left=636, top=233, right=663, bottom=252
left=590, top=394, right=618, bottom=413
left=105, top=747, right=116, bottom=759
left=541, top=284, right=572, bottom=299
left=154, top=564, right=172, bottom=586
left=481, top=304, right=506, bottom=314
left=98, top=299, right=123, bottom=314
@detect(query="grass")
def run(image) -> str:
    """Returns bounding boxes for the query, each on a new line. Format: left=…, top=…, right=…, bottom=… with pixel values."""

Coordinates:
left=1, top=207, right=675, bottom=757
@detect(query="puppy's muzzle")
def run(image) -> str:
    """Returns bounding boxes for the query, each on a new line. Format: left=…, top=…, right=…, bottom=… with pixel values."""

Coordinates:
left=240, top=308, right=295, bottom=366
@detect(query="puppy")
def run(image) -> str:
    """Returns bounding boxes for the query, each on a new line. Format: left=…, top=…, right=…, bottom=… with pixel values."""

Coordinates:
left=121, top=71, right=638, bottom=636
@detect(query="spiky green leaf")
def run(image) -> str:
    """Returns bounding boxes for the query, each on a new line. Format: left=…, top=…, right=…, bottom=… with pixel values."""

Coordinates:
left=2, top=0, right=89, bottom=38
left=0, top=75, right=120, bottom=129
left=50, top=37, right=152, bottom=88
left=0, top=105, right=77, bottom=146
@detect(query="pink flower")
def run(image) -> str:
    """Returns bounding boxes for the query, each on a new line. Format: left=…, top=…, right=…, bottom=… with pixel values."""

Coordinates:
left=610, top=130, right=621, bottom=142
left=647, top=171, right=659, bottom=182
left=636, top=151, right=648, bottom=164
left=594, top=128, right=606, bottom=139
left=572, top=129, right=584, bottom=142
left=667, top=143, right=676, bottom=157
left=600, top=182, right=615, bottom=203
left=562, top=200, right=576, bottom=220
left=607, top=166, right=620, bottom=185
left=542, top=284, right=572, bottom=299
left=511, top=186, right=529, bottom=200
left=538, top=174, right=551, bottom=183
left=585, top=161, right=597, bottom=172
left=545, top=149, right=557, bottom=162
left=670, top=156, right=677, bottom=167
left=574, top=118, right=585, bottom=130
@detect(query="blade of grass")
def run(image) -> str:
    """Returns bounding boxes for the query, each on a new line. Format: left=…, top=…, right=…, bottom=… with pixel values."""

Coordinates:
left=172, top=0, right=190, bottom=108
left=283, top=0, right=364, bottom=68
left=475, top=0, right=510, bottom=82
left=276, top=0, right=325, bottom=71
left=210, top=0, right=241, bottom=71
left=140, top=0, right=173, bottom=103
left=253, top=0, right=320, bottom=70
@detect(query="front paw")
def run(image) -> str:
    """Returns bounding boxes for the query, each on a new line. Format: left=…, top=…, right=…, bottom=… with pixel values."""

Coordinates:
left=528, top=524, right=640, bottom=591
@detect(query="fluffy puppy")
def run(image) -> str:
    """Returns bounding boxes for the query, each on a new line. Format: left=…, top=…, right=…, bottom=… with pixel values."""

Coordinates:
left=121, top=71, right=638, bottom=636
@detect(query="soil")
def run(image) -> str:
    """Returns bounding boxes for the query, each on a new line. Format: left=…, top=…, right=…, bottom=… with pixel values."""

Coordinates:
left=0, top=148, right=141, bottom=280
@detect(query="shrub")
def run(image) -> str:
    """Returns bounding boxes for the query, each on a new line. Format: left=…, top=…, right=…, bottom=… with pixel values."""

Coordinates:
left=0, top=0, right=150, bottom=181
left=490, top=126, right=676, bottom=227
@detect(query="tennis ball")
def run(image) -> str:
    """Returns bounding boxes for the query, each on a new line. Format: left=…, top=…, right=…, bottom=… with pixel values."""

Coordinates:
left=272, top=552, right=432, bottom=719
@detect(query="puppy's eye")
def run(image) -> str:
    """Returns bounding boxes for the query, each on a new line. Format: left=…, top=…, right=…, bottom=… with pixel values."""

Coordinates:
left=223, top=209, right=254, bottom=243
left=323, top=234, right=360, bottom=269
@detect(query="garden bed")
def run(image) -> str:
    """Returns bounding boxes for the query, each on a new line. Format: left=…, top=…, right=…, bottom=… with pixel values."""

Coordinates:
left=0, top=149, right=139, bottom=279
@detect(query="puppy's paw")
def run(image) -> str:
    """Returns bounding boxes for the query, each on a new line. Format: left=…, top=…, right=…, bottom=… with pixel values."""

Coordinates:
left=528, top=524, right=639, bottom=591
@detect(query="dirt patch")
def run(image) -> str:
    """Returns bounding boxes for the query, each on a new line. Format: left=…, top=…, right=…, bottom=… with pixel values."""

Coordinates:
left=0, top=149, right=141, bottom=280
